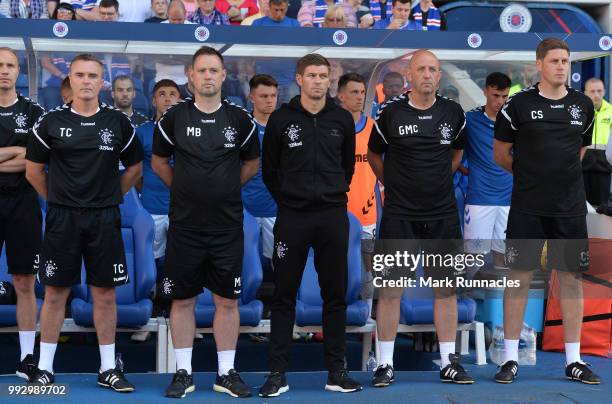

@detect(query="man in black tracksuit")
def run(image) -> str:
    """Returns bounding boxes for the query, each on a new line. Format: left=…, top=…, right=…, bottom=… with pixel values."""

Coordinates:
left=259, top=54, right=362, bottom=397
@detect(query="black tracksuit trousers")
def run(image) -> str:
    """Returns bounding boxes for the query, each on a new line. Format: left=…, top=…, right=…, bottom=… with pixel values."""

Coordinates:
left=269, top=206, right=349, bottom=373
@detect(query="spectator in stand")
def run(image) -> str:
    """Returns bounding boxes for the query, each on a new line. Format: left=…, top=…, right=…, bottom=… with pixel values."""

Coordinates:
left=251, top=0, right=298, bottom=27
left=50, top=1, right=75, bottom=19
left=321, top=5, right=346, bottom=28
left=189, top=0, right=229, bottom=24
left=146, top=0, right=168, bottom=22
left=181, top=0, right=197, bottom=20
left=0, top=0, right=48, bottom=18
left=60, top=76, right=72, bottom=104
left=367, top=0, right=392, bottom=23
left=298, top=0, right=356, bottom=28
left=408, top=0, right=446, bottom=31
left=117, top=0, right=151, bottom=22
left=348, top=0, right=373, bottom=29
left=373, top=0, right=416, bottom=30
left=215, top=0, right=258, bottom=25
left=72, top=0, right=100, bottom=21
left=163, top=0, right=194, bottom=23
left=241, top=0, right=267, bottom=25
left=98, top=0, right=118, bottom=21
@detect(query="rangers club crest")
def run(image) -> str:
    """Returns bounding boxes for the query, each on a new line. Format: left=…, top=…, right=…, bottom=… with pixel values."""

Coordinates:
left=194, top=26, right=210, bottom=42
left=499, top=4, right=532, bottom=33
left=276, top=242, right=288, bottom=259
left=439, top=123, right=453, bottom=144
left=52, top=22, right=69, bottom=38
left=162, top=277, right=175, bottom=295
left=599, top=36, right=612, bottom=51
left=45, top=260, right=58, bottom=278
left=568, top=105, right=582, bottom=120
left=14, top=113, right=27, bottom=128
left=100, top=128, right=114, bottom=144
left=333, top=30, right=348, bottom=46
left=285, top=124, right=301, bottom=142
left=99, top=129, right=114, bottom=151
left=505, top=247, right=518, bottom=265
left=467, top=33, right=482, bottom=49
left=223, top=126, right=237, bottom=143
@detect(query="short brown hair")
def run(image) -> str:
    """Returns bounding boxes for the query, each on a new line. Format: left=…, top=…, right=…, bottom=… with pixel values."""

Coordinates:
left=338, top=73, right=366, bottom=92
left=192, top=46, right=224, bottom=67
left=536, top=38, right=570, bottom=60
left=70, top=54, right=104, bottom=72
left=153, top=79, right=180, bottom=94
left=296, top=53, right=330, bottom=75
left=249, top=74, right=278, bottom=91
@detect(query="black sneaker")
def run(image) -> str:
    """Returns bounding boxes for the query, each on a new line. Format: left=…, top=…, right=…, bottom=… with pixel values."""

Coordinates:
left=440, top=354, right=474, bottom=384
left=213, top=369, right=251, bottom=398
left=325, top=369, right=363, bottom=393
left=495, top=360, right=518, bottom=384
left=165, top=369, right=195, bottom=398
left=372, top=364, right=395, bottom=387
left=30, top=368, right=54, bottom=385
left=259, top=372, right=289, bottom=397
left=16, top=354, right=37, bottom=382
left=565, top=362, right=601, bottom=385
left=98, top=367, right=135, bottom=392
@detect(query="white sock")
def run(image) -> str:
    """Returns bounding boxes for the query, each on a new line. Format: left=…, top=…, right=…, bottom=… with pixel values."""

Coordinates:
left=366, top=299, right=373, bottom=319
left=439, top=342, right=455, bottom=368
left=217, top=350, right=235, bottom=376
left=19, top=331, right=36, bottom=361
left=504, top=339, right=519, bottom=363
left=175, top=347, right=193, bottom=374
left=565, top=342, right=581, bottom=365
left=378, top=340, right=395, bottom=368
left=38, top=342, right=57, bottom=374
left=99, top=343, right=116, bottom=372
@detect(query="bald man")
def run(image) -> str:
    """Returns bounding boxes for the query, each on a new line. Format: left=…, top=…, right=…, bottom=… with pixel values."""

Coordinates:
left=368, top=49, right=473, bottom=386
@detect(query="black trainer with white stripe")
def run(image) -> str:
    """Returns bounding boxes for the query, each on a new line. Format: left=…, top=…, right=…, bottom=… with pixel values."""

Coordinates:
left=213, top=369, right=251, bottom=398
left=98, top=367, right=135, bottom=392
left=372, top=364, right=395, bottom=387
left=565, top=361, right=600, bottom=385
left=439, top=354, right=474, bottom=384
left=495, top=360, right=518, bottom=384
left=30, top=369, right=54, bottom=385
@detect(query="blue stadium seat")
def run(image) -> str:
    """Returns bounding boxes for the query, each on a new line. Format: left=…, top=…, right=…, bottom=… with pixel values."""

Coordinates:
left=194, top=210, right=263, bottom=327
left=16, top=73, right=28, bottom=97
left=295, top=213, right=369, bottom=327
left=0, top=246, right=43, bottom=327
left=399, top=266, right=477, bottom=325
left=133, top=90, right=150, bottom=118
left=71, top=189, right=156, bottom=328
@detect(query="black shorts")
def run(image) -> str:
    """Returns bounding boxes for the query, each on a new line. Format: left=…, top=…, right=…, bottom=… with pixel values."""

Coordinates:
left=39, top=205, right=128, bottom=287
left=505, top=210, right=589, bottom=272
left=161, top=225, right=243, bottom=300
left=0, top=190, right=42, bottom=275
left=377, top=215, right=464, bottom=281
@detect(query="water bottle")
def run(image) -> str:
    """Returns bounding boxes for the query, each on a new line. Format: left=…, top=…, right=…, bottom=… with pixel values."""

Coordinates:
left=366, top=351, right=377, bottom=372
left=489, top=325, right=505, bottom=365
left=518, top=324, right=537, bottom=365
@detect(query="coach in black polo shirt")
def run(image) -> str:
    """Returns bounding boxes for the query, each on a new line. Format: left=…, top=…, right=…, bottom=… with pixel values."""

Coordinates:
left=152, top=46, right=259, bottom=399
left=493, top=38, right=600, bottom=385
left=26, top=54, right=143, bottom=391
left=0, top=47, right=44, bottom=382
